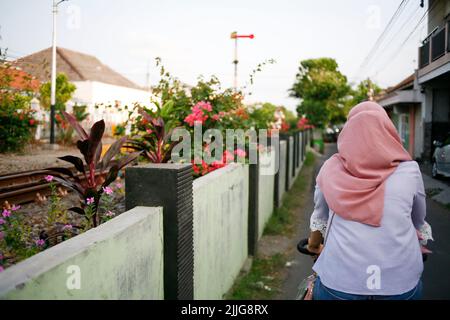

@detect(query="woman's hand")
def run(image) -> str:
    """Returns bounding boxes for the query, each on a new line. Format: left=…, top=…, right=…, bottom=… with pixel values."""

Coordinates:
left=307, top=241, right=323, bottom=256
left=307, top=230, right=324, bottom=257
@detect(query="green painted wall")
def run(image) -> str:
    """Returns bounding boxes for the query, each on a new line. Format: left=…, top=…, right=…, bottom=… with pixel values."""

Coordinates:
left=193, top=164, right=249, bottom=299
left=258, top=149, right=275, bottom=238
left=277, top=140, right=287, bottom=206
left=0, top=207, right=164, bottom=300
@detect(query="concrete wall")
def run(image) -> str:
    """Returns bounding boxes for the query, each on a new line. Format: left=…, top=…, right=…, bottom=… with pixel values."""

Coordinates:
left=193, top=164, right=249, bottom=299
left=276, top=140, right=287, bottom=207
left=428, top=0, right=450, bottom=32
left=0, top=207, right=164, bottom=300
left=258, top=149, right=276, bottom=238
left=287, top=136, right=295, bottom=189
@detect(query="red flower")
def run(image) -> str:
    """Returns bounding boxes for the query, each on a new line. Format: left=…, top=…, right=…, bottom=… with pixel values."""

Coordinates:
left=29, top=119, right=35, bottom=126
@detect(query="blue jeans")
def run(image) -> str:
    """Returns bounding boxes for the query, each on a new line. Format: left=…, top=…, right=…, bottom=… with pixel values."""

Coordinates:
left=313, top=276, right=423, bottom=300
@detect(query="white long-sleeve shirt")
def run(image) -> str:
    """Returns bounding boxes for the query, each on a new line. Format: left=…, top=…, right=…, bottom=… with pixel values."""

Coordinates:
left=311, top=160, right=433, bottom=295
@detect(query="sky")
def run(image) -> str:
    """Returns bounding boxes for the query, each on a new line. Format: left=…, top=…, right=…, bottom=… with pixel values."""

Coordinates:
left=0, top=0, right=431, bottom=111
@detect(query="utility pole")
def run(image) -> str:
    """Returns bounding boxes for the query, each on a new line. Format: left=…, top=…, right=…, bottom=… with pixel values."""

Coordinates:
left=50, top=0, right=68, bottom=145
left=230, top=31, right=254, bottom=91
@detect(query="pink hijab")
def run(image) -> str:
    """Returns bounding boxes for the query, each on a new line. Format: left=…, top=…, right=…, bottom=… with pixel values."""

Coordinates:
left=316, top=101, right=412, bottom=227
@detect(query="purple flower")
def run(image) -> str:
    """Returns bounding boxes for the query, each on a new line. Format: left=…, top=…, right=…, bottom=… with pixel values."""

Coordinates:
left=2, top=209, right=11, bottom=218
left=0, top=218, right=5, bottom=225
left=44, top=175, right=54, bottom=182
left=11, top=204, right=21, bottom=211
left=86, top=197, right=95, bottom=205
left=62, top=224, right=73, bottom=231
left=105, top=210, right=115, bottom=218
left=35, top=239, right=45, bottom=247
left=102, top=186, right=113, bottom=195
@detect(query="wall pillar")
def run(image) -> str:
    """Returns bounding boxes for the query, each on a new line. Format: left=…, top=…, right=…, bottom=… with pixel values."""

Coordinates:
left=125, top=163, right=194, bottom=300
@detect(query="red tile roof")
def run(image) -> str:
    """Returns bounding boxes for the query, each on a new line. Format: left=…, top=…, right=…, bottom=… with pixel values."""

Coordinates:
left=12, top=47, right=142, bottom=90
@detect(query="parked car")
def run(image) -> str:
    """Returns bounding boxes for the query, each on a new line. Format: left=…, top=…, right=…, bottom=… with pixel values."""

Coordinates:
left=432, top=132, right=450, bottom=179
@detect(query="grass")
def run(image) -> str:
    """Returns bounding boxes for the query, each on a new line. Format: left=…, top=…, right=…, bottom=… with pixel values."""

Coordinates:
left=264, top=151, right=315, bottom=236
left=227, top=253, right=287, bottom=300
left=227, top=151, right=315, bottom=299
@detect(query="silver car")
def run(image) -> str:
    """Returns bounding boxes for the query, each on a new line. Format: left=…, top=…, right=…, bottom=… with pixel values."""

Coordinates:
left=432, top=132, right=450, bottom=178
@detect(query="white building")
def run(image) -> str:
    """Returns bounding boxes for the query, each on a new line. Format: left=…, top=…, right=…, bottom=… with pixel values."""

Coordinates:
left=13, top=47, right=152, bottom=134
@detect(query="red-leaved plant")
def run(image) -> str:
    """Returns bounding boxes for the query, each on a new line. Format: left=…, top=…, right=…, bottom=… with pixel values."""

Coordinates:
left=43, top=111, right=140, bottom=228
left=126, top=108, right=180, bottom=163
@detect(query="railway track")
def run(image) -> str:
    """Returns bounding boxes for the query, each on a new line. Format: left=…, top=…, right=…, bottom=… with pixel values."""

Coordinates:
left=0, top=168, right=103, bottom=206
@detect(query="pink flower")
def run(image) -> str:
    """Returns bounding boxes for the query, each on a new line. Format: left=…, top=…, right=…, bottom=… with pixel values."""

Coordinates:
left=0, top=218, right=5, bottom=225
left=44, top=175, right=54, bottom=182
left=62, top=224, right=73, bottom=231
left=115, top=182, right=123, bottom=189
left=2, top=209, right=11, bottom=218
left=184, top=101, right=213, bottom=126
left=224, top=150, right=234, bottom=163
left=212, top=114, right=220, bottom=121
left=86, top=197, right=95, bottom=205
left=11, top=204, right=20, bottom=211
left=102, top=186, right=113, bottom=195
left=234, top=149, right=247, bottom=158
left=35, top=239, right=45, bottom=247
left=146, top=129, right=153, bottom=134
left=197, top=101, right=213, bottom=112
left=105, top=210, right=115, bottom=217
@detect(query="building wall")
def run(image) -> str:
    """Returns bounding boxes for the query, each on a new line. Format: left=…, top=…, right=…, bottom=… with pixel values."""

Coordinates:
left=428, top=0, right=450, bottom=32
left=414, top=104, right=424, bottom=159
left=71, top=81, right=152, bottom=129
left=193, top=164, right=249, bottom=299
left=0, top=207, right=164, bottom=299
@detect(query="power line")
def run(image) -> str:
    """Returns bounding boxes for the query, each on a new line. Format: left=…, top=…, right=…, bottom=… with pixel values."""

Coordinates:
left=371, top=0, right=440, bottom=78
left=357, top=0, right=410, bottom=75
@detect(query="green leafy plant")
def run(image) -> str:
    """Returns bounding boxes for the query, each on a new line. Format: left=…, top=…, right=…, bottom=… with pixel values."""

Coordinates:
left=1, top=205, right=43, bottom=271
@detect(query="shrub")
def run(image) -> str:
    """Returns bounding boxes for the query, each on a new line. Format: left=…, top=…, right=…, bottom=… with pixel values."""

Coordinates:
left=0, top=95, right=37, bottom=153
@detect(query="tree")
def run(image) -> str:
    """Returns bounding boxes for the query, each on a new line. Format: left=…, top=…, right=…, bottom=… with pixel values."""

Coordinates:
left=39, top=73, right=76, bottom=112
left=290, top=58, right=350, bottom=128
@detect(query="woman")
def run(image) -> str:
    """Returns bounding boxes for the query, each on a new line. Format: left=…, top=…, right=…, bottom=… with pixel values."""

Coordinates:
left=307, top=101, right=433, bottom=300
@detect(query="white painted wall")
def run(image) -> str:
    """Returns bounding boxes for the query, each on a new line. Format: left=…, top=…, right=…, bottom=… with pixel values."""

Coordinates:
left=71, top=81, right=153, bottom=130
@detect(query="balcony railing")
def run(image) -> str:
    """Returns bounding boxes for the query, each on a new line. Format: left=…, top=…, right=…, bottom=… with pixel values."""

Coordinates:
left=419, top=21, right=449, bottom=69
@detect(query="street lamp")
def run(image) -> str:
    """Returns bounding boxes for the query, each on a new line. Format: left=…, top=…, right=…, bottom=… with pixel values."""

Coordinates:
left=50, top=0, right=68, bottom=145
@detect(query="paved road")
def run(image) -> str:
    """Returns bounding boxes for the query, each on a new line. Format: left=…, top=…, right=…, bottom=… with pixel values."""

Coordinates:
left=281, top=143, right=450, bottom=299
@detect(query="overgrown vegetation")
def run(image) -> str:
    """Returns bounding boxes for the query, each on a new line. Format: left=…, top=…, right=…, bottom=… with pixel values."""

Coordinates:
left=227, top=253, right=287, bottom=300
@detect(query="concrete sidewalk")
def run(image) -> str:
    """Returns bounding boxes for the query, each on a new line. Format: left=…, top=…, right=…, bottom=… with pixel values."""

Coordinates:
left=422, top=173, right=450, bottom=207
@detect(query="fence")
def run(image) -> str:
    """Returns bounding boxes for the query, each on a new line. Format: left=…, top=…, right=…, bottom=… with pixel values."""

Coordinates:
left=0, top=130, right=312, bottom=300
left=0, top=207, right=164, bottom=299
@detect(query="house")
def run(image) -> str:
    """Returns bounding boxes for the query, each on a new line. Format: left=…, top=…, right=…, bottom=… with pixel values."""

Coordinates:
left=0, top=65, right=41, bottom=93
left=416, top=0, right=450, bottom=160
left=12, top=47, right=152, bottom=133
left=375, top=73, right=424, bottom=160
left=377, top=0, right=450, bottom=162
